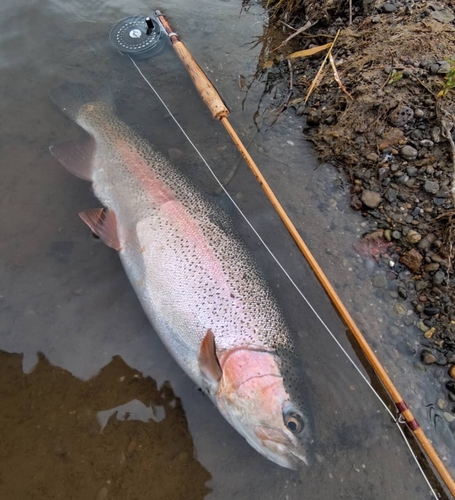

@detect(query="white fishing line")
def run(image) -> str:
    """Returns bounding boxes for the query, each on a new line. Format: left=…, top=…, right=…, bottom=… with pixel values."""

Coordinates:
left=128, top=55, right=438, bottom=498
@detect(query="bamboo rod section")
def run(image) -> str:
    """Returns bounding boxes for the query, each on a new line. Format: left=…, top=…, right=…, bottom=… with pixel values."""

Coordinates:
left=155, top=10, right=455, bottom=497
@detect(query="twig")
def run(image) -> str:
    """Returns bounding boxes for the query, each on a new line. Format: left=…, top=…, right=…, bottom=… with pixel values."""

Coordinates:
left=349, top=0, right=353, bottom=25
left=271, top=20, right=313, bottom=53
left=279, top=20, right=297, bottom=31
left=304, top=29, right=341, bottom=104
left=329, top=53, right=354, bottom=100
left=379, top=50, right=394, bottom=91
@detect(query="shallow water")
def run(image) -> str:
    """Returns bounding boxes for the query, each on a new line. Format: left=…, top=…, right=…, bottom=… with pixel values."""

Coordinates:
left=0, top=0, right=453, bottom=498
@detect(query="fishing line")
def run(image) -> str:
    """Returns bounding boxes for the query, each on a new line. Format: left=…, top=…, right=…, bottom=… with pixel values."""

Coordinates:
left=128, top=55, right=438, bottom=498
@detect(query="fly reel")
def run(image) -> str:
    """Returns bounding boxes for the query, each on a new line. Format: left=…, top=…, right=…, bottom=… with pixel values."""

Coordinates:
left=109, top=14, right=166, bottom=60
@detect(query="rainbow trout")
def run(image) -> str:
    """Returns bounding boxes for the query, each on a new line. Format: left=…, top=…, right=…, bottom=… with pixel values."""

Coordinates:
left=49, top=82, right=314, bottom=468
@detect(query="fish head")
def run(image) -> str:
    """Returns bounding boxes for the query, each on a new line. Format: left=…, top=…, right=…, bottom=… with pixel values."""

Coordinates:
left=215, top=346, right=314, bottom=469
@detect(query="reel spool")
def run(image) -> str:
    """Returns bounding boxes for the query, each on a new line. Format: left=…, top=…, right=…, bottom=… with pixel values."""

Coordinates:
left=109, top=14, right=166, bottom=60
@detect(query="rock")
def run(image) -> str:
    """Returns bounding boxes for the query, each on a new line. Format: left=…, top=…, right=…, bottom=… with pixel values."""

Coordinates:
left=406, top=166, right=418, bottom=177
left=424, top=180, right=440, bottom=195
left=430, top=63, right=440, bottom=74
left=415, top=280, right=428, bottom=292
left=420, top=139, right=434, bottom=148
left=361, top=190, right=382, bottom=209
left=424, top=307, right=440, bottom=316
left=392, top=230, right=401, bottom=240
left=431, top=126, right=441, bottom=143
left=389, top=105, right=414, bottom=127
left=384, top=229, right=392, bottom=241
left=417, top=320, right=430, bottom=332
left=382, top=3, right=397, bottom=13
left=400, top=249, right=423, bottom=272
left=414, top=109, right=424, bottom=118
left=446, top=381, right=455, bottom=395
left=406, top=230, right=422, bottom=244
left=431, top=9, right=455, bottom=23
left=378, top=167, right=389, bottom=180
left=418, top=233, right=436, bottom=252
left=373, top=274, right=388, bottom=288
left=401, top=145, right=418, bottom=160
left=425, top=262, right=440, bottom=272
left=424, top=327, right=436, bottom=339
left=385, top=187, right=398, bottom=202
left=449, top=366, right=455, bottom=379
left=306, top=109, right=320, bottom=126
left=420, top=349, right=437, bottom=364
left=366, top=152, right=379, bottom=162
left=350, top=195, right=363, bottom=210
left=433, top=270, right=445, bottom=285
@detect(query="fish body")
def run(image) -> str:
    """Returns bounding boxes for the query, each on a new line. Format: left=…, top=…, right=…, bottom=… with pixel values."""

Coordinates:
left=49, top=83, right=314, bottom=468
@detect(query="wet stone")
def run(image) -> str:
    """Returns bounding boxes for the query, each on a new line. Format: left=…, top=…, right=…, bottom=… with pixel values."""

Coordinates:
left=421, top=350, right=437, bottom=365
left=449, top=366, right=455, bottom=379
left=417, top=320, right=430, bottom=332
left=424, top=180, right=440, bottom=195
left=415, top=280, right=428, bottom=292
left=373, top=274, right=388, bottom=288
left=446, top=381, right=455, bottom=395
left=397, top=286, right=408, bottom=299
left=424, top=307, right=440, bottom=316
left=361, top=190, right=382, bottom=208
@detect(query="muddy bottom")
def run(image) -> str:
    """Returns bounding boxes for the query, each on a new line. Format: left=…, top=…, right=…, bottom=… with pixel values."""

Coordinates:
left=0, top=351, right=211, bottom=500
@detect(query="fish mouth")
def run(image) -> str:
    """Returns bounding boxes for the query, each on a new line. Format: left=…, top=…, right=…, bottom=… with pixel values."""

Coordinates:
left=254, top=425, right=309, bottom=469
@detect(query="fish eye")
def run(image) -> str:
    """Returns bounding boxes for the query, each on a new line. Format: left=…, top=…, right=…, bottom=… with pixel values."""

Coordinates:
left=284, top=412, right=304, bottom=434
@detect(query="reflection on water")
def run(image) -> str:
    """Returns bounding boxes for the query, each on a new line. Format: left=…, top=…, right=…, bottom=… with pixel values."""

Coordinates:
left=0, top=0, right=452, bottom=497
left=0, top=351, right=211, bottom=499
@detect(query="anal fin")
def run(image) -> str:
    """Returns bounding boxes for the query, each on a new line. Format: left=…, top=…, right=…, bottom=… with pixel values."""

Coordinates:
left=49, top=137, right=95, bottom=181
left=79, top=208, right=121, bottom=251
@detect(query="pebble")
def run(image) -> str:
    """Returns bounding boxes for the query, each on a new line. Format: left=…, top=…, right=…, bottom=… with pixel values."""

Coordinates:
left=350, top=195, right=363, bottom=210
left=433, top=271, right=445, bottom=285
left=392, top=230, right=401, bottom=240
left=431, top=126, right=441, bottom=143
left=418, top=233, right=436, bottom=252
left=417, top=320, right=430, bottom=332
left=361, top=190, right=382, bottom=208
left=420, top=139, right=434, bottom=148
left=430, top=63, right=440, bottom=74
left=366, top=152, right=379, bottom=162
left=414, top=109, right=424, bottom=118
left=372, top=15, right=381, bottom=23
left=384, top=229, right=392, bottom=241
left=373, top=274, right=388, bottom=288
left=382, top=3, right=397, bottom=13
left=424, top=180, right=440, bottom=195
left=397, top=286, right=408, bottom=299
left=406, top=166, right=418, bottom=177
left=401, top=145, right=418, bottom=160
left=449, top=366, right=455, bottom=379
left=424, top=327, right=436, bottom=339
left=385, top=187, right=398, bottom=202
left=424, top=307, right=440, bottom=316
left=415, top=280, right=428, bottom=292
left=438, top=398, right=447, bottom=410
left=421, top=349, right=437, bottom=365
left=390, top=105, right=414, bottom=127
left=446, top=381, right=455, bottom=395
left=406, top=230, right=421, bottom=244
left=400, top=249, right=423, bottom=272
left=425, top=262, right=440, bottom=272
left=444, top=412, right=455, bottom=423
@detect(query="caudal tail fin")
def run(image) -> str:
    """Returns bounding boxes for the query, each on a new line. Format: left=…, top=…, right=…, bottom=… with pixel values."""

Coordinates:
left=49, top=82, right=113, bottom=123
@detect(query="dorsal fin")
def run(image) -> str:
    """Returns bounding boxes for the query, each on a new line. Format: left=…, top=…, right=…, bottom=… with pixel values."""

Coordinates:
left=79, top=208, right=121, bottom=251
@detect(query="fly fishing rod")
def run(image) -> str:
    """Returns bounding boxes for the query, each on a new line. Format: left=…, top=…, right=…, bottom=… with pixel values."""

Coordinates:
left=109, top=10, right=455, bottom=497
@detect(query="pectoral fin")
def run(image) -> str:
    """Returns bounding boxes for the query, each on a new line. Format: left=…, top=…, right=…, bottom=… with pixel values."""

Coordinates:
left=199, top=329, right=222, bottom=384
left=79, top=208, right=121, bottom=251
